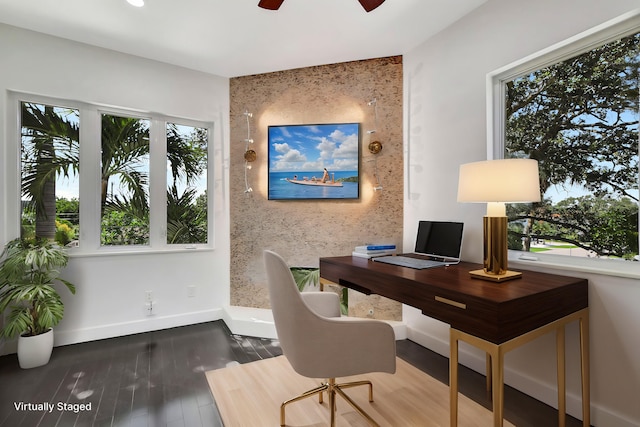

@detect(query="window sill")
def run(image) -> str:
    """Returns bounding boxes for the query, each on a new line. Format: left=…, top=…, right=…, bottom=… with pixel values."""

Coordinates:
left=67, top=245, right=215, bottom=258
left=508, top=250, right=640, bottom=280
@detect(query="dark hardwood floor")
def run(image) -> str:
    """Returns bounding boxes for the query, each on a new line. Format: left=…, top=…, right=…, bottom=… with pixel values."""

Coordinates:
left=0, top=320, right=585, bottom=427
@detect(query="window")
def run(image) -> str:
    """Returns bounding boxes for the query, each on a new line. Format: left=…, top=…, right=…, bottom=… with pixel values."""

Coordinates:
left=17, top=96, right=213, bottom=252
left=101, top=114, right=151, bottom=246
left=21, top=102, right=80, bottom=245
left=166, top=123, right=208, bottom=245
left=491, top=15, right=640, bottom=265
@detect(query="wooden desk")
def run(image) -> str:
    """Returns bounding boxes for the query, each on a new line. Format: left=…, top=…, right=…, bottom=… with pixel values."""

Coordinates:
left=319, top=256, right=590, bottom=427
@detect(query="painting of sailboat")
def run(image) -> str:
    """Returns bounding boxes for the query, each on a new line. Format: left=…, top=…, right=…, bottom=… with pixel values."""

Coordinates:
left=268, top=123, right=360, bottom=200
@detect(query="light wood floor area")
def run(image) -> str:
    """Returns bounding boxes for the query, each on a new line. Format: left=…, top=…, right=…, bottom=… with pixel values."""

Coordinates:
left=207, top=355, right=515, bottom=426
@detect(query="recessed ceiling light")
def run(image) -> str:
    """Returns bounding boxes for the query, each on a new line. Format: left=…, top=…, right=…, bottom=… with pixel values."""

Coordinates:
left=127, top=0, right=144, bottom=7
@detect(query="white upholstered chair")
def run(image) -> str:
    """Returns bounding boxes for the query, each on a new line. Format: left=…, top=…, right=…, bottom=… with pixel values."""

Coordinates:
left=263, top=250, right=396, bottom=427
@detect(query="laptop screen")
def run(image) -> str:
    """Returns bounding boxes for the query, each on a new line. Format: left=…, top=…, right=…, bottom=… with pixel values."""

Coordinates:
left=414, top=221, right=464, bottom=260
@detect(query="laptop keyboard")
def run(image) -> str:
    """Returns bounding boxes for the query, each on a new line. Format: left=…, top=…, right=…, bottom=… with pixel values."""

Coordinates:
left=373, top=255, right=446, bottom=270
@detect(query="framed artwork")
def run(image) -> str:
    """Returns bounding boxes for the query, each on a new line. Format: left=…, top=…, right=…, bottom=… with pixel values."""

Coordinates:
left=267, top=123, right=360, bottom=200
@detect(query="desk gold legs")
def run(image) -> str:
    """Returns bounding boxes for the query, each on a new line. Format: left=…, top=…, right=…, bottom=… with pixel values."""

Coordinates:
left=557, top=326, right=566, bottom=427
left=449, top=308, right=590, bottom=427
left=450, top=329, right=505, bottom=427
left=486, top=354, right=492, bottom=392
left=450, top=332, right=459, bottom=427
left=580, top=311, right=591, bottom=427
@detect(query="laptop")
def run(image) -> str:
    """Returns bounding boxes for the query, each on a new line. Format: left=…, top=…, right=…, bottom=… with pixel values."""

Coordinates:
left=373, top=221, right=464, bottom=269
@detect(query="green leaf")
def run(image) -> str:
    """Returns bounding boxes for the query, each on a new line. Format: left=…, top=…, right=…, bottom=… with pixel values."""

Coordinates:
left=290, top=267, right=319, bottom=292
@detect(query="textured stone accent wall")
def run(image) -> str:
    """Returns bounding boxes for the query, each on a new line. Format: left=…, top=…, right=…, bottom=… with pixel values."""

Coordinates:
left=229, top=56, right=403, bottom=320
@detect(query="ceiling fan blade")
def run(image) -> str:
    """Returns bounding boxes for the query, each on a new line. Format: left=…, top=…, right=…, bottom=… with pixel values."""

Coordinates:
left=357, top=0, right=385, bottom=12
left=258, top=0, right=285, bottom=10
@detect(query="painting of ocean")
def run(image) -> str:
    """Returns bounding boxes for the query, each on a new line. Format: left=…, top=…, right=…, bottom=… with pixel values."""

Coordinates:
left=268, top=171, right=359, bottom=200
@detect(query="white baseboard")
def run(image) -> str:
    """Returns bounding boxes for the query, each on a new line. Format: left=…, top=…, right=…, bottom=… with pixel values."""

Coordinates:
left=58, top=308, right=226, bottom=347
left=406, top=325, right=637, bottom=427
left=0, top=308, right=226, bottom=356
left=222, top=306, right=277, bottom=339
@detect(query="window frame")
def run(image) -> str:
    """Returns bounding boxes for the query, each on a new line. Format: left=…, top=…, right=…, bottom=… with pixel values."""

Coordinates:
left=486, top=11, right=640, bottom=279
left=8, top=91, right=215, bottom=255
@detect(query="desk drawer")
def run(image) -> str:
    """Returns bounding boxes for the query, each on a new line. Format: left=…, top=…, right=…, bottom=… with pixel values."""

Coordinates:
left=423, top=286, right=587, bottom=344
left=419, top=290, right=500, bottom=342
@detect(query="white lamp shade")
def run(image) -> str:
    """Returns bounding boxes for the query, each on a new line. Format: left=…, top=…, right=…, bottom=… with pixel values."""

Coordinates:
left=457, top=159, right=541, bottom=203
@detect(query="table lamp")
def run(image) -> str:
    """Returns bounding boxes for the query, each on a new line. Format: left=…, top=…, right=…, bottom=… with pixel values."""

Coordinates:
left=457, top=159, right=541, bottom=282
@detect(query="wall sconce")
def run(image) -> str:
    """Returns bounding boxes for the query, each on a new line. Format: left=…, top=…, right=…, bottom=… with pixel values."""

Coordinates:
left=457, top=159, right=541, bottom=281
left=243, top=111, right=255, bottom=194
left=367, top=98, right=383, bottom=192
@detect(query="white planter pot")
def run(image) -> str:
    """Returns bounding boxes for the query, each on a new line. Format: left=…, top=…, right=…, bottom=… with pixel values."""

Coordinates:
left=18, top=328, right=54, bottom=369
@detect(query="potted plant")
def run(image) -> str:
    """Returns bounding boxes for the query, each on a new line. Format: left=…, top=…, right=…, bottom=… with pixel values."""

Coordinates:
left=0, top=237, right=76, bottom=368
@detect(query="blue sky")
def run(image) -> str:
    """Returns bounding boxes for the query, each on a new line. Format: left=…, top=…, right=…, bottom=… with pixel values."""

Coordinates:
left=268, top=123, right=359, bottom=173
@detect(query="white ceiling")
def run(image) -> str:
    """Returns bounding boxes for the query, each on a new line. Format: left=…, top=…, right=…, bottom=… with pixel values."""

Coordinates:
left=0, top=0, right=486, bottom=77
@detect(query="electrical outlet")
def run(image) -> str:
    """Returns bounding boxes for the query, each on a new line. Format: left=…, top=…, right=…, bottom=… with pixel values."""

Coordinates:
left=145, top=300, right=156, bottom=316
left=145, top=290, right=153, bottom=302
left=187, top=285, right=196, bottom=297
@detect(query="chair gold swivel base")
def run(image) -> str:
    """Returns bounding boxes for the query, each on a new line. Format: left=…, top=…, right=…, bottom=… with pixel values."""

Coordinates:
left=280, top=378, right=379, bottom=427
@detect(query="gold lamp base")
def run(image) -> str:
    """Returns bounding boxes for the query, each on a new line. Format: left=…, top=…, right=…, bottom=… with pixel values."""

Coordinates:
left=469, top=269, right=522, bottom=282
left=470, top=216, right=523, bottom=282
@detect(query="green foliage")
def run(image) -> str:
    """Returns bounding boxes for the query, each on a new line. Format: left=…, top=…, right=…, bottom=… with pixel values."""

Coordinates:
left=337, top=176, right=358, bottom=183
left=22, top=198, right=78, bottom=246
left=55, top=197, right=79, bottom=225
left=166, top=185, right=207, bottom=244
left=507, top=219, right=525, bottom=251
left=101, top=209, right=149, bottom=246
left=54, top=221, right=75, bottom=246
left=339, top=287, right=349, bottom=316
left=290, top=267, right=319, bottom=292
left=289, top=267, right=348, bottom=315
left=20, top=205, right=36, bottom=240
left=508, top=196, right=638, bottom=258
left=0, top=237, right=76, bottom=338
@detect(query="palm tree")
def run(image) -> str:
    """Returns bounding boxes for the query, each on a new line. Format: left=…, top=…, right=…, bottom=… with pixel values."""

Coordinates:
left=166, top=185, right=207, bottom=244
left=20, top=103, right=79, bottom=240
left=165, top=124, right=208, bottom=244
left=166, top=123, right=207, bottom=185
left=100, top=114, right=150, bottom=214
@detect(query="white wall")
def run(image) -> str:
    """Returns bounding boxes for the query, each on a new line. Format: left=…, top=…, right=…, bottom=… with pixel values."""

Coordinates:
left=403, top=1, right=640, bottom=426
left=0, top=24, right=230, bottom=349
